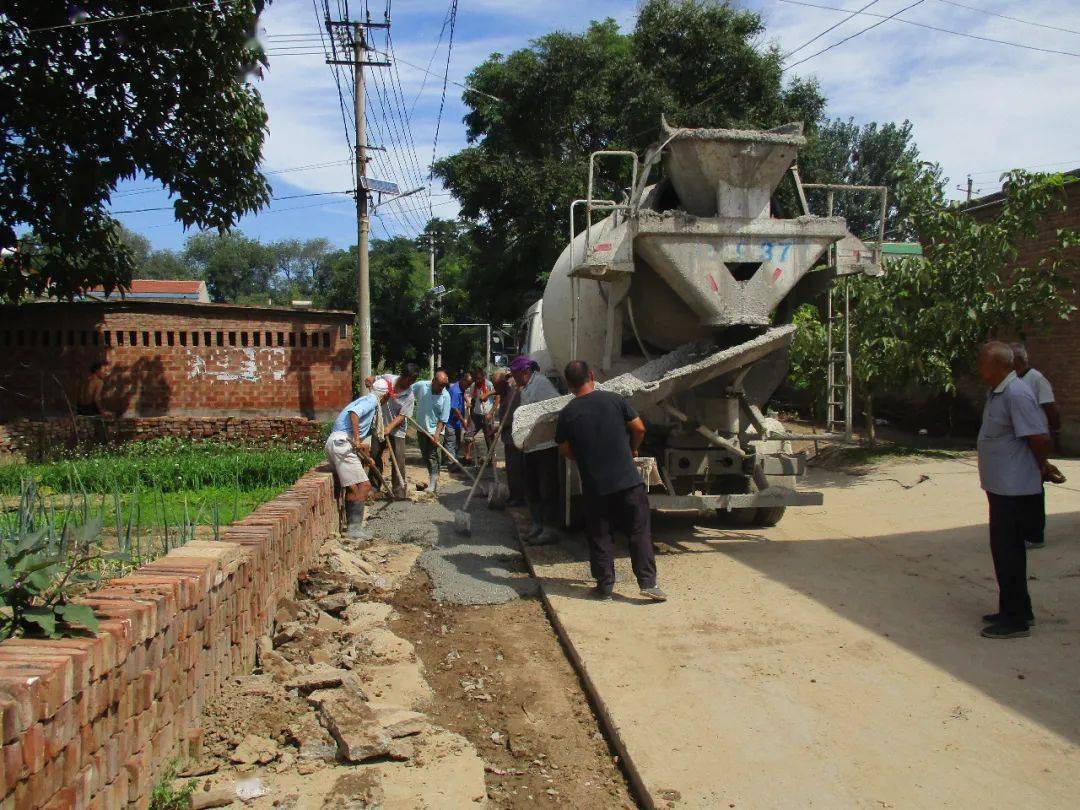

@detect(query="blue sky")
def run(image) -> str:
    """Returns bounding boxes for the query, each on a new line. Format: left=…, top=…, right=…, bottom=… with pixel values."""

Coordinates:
left=111, top=0, right=1080, bottom=252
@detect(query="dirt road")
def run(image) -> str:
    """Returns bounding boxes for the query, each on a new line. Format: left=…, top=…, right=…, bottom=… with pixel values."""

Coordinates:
left=521, top=455, right=1080, bottom=808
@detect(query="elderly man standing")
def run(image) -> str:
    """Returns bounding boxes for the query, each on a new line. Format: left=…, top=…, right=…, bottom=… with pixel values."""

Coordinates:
left=412, top=369, right=453, bottom=494
left=976, top=341, right=1064, bottom=639
left=327, top=377, right=391, bottom=539
left=1011, top=342, right=1062, bottom=549
left=511, top=355, right=563, bottom=544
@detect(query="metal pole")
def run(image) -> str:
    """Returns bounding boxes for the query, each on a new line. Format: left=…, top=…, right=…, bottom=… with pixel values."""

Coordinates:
left=428, top=233, right=436, bottom=377
left=844, top=281, right=853, bottom=440
left=485, top=324, right=491, bottom=371
left=353, top=23, right=371, bottom=383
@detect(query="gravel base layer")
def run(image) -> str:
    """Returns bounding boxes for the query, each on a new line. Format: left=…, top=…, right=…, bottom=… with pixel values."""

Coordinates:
left=363, top=460, right=538, bottom=605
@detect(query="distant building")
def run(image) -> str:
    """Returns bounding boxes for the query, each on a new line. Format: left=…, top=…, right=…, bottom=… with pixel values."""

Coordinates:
left=965, top=172, right=1080, bottom=454
left=77, top=279, right=211, bottom=303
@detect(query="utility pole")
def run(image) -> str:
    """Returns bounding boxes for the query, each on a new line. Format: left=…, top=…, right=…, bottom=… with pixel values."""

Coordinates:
left=428, top=233, right=436, bottom=377
left=325, top=11, right=390, bottom=385
left=353, top=23, right=371, bottom=383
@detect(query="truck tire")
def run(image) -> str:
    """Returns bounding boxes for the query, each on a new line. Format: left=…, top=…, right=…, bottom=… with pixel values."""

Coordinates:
left=755, top=506, right=786, bottom=527
left=715, top=508, right=758, bottom=527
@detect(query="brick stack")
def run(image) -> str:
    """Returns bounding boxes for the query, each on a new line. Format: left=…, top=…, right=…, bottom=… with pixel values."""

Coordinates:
left=0, top=300, right=353, bottom=422
left=0, top=468, right=338, bottom=809
left=1, top=416, right=329, bottom=461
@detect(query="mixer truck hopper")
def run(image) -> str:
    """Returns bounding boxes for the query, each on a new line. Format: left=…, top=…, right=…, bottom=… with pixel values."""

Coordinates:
left=512, top=120, right=870, bottom=526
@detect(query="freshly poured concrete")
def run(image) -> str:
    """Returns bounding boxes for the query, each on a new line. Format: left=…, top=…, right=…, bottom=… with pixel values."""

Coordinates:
left=521, top=456, right=1080, bottom=808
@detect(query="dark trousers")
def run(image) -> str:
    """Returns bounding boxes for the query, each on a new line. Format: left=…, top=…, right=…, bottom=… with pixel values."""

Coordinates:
left=417, top=432, right=441, bottom=478
left=373, top=435, right=406, bottom=497
left=524, top=446, right=560, bottom=526
left=986, top=491, right=1037, bottom=623
left=503, top=440, right=525, bottom=502
left=584, top=483, right=657, bottom=590
left=1032, top=488, right=1046, bottom=545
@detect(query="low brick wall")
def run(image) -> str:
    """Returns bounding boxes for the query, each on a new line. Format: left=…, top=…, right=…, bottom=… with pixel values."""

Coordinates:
left=0, top=468, right=338, bottom=808
left=0, top=416, right=329, bottom=461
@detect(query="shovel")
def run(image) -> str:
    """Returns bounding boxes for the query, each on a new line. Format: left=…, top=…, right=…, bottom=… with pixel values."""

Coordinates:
left=486, top=443, right=509, bottom=510
left=404, top=415, right=477, bottom=484
left=456, top=387, right=519, bottom=533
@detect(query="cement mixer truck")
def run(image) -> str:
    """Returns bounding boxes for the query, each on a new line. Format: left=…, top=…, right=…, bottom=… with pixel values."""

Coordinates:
left=511, top=120, right=884, bottom=527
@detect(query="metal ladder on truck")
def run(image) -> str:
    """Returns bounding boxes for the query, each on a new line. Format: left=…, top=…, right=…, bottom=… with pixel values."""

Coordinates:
left=795, top=176, right=889, bottom=441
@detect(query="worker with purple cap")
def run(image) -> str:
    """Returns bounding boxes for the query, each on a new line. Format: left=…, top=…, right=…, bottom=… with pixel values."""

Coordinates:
left=327, top=377, right=391, bottom=539
left=510, top=355, right=563, bottom=544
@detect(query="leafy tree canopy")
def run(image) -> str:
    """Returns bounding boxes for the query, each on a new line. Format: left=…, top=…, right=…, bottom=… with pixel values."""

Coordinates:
left=435, top=0, right=825, bottom=323
left=790, top=170, right=1078, bottom=434
left=0, top=1, right=271, bottom=302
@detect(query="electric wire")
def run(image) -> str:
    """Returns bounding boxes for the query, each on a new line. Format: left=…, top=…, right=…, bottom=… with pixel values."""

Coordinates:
left=27, top=2, right=217, bottom=33
left=776, top=0, right=1080, bottom=60
left=112, top=190, right=355, bottom=215
left=784, top=0, right=927, bottom=70
left=428, top=0, right=459, bottom=195
left=934, top=0, right=1080, bottom=37
left=783, top=0, right=882, bottom=59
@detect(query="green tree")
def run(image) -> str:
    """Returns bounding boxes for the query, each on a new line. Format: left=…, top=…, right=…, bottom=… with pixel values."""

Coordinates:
left=435, top=0, right=825, bottom=323
left=792, top=170, right=1078, bottom=440
left=0, top=2, right=271, bottom=301
left=269, top=237, right=333, bottom=300
left=798, top=118, right=940, bottom=240
left=183, top=232, right=274, bottom=303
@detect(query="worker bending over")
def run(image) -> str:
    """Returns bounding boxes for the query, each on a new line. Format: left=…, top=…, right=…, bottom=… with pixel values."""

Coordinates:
left=555, top=360, right=666, bottom=602
left=412, top=370, right=452, bottom=493
left=326, top=377, right=391, bottom=539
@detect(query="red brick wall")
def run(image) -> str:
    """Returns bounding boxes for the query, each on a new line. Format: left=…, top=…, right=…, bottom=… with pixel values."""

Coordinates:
left=969, top=181, right=1080, bottom=453
left=0, top=468, right=338, bottom=809
left=0, top=302, right=354, bottom=420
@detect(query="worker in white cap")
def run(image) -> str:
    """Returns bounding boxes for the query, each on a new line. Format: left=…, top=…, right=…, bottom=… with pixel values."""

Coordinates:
left=326, top=377, right=391, bottom=538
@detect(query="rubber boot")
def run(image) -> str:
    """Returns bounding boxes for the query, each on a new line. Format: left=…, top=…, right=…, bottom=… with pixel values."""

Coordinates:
left=428, top=471, right=438, bottom=494
left=344, top=501, right=369, bottom=540
left=525, top=503, right=544, bottom=539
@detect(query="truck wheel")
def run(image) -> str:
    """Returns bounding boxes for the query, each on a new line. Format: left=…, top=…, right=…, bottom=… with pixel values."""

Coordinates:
left=715, top=508, right=758, bottom=527
left=755, top=506, right=786, bottom=527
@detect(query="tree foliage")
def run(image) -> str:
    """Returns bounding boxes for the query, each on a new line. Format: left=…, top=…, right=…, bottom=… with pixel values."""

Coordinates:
left=0, top=1, right=271, bottom=301
left=791, top=171, right=1078, bottom=428
left=435, top=0, right=825, bottom=323
left=799, top=118, right=938, bottom=239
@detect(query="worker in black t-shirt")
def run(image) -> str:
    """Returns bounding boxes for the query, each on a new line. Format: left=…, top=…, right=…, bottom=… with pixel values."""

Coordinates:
left=554, top=360, right=667, bottom=602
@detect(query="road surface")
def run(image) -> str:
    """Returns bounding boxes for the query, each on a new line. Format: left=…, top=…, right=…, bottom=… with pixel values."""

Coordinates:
left=521, top=455, right=1080, bottom=809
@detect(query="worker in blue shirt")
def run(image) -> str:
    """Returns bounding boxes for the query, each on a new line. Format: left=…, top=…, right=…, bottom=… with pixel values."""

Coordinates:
left=326, top=377, right=391, bottom=538
left=411, top=369, right=453, bottom=493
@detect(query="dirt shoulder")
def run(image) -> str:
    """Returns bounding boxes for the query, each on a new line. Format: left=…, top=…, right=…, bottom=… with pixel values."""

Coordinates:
left=390, top=569, right=635, bottom=809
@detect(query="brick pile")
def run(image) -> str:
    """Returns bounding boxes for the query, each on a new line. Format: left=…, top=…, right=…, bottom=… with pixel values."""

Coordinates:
left=0, top=416, right=329, bottom=460
left=0, top=468, right=339, bottom=808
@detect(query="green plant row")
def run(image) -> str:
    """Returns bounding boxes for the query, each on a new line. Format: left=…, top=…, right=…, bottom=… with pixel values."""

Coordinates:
left=0, top=446, right=324, bottom=495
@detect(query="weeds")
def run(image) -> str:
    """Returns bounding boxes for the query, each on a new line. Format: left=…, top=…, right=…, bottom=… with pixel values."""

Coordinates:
left=148, top=763, right=195, bottom=810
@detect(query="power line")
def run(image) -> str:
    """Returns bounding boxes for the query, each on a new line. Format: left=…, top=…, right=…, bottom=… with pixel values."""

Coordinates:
left=776, top=0, right=1080, bottom=61
left=783, top=0, right=882, bottom=59
left=934, top=0, right=1080, bottom=38
left=112, top=190, right=354, bottom=215
left=429, top=0, right=459, bottom=196
left=969, top=158, right=1080, bottom=177
left=784, top=0, right=927, bottom=70
left=393, top=54, right=503, bottom=103
left=27, top=2, right=217, bottom=33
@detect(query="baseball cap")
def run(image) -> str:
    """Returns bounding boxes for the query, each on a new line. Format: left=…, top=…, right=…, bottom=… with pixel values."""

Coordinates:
left=510, top=355, right=532, bottom=373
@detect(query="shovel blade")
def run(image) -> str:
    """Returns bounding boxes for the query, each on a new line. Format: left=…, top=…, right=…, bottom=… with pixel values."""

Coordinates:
left=454, top=509, right=472, bottom=535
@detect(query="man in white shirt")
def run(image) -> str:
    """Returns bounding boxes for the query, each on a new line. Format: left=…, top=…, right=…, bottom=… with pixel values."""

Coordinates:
left=1010, top=343, right=1062, bottom=549
left=510, top=355, right=563, bottom=544
left=375, top=363, right=419, bottom=499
